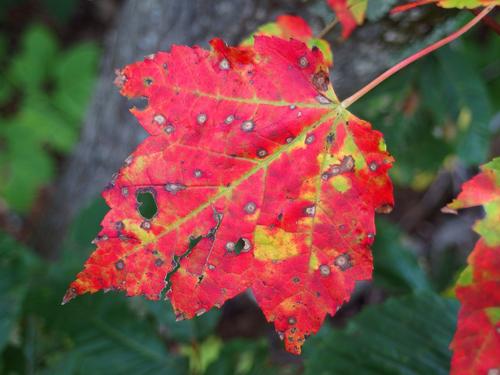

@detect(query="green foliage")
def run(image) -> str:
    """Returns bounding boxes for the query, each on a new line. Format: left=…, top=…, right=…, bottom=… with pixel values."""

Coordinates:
left=303, top=292, right=459, bottom=375
left=373, top=218, right=432, bottom=293
left=352, top=36, right=494, bottom=189
left=0, top=232, right=41, bottom=353
left=0, top=197, right=457, bottom=375
left=0, top=24, right=99, bottom=212
left=205, top=339, right=288, bottom=375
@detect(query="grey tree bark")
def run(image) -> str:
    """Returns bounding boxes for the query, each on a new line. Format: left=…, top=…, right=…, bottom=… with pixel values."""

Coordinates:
left=34, top=0, right=432, bottom=257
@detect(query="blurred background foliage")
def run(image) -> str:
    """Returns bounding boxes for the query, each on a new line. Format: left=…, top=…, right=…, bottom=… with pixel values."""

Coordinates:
left=0, top=0, right=498, bottom=374
left=0, top=23, right=99, bottom=212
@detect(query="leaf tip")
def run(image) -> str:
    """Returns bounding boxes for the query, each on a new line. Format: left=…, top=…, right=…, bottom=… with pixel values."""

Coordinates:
left=441, top=206, right=457, bottom=215
left=61, top=287, right=77, bottom=305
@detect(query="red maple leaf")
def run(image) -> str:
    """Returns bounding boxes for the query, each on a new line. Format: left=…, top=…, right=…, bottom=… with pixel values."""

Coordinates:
left=326, top=0, right=368, bottom=39
left=64, top=36, right=394, bottom=354
left=241, top=15, right=333, bottom=66
left=445, top=158, right=500, bottom=374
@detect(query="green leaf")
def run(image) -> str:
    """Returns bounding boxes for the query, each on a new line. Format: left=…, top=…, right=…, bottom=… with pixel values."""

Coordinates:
left=0, top=231, right=41, bottom=352
left=351, top=39, right=494, bottom=189
left=373, top=219, right=431, bottom=293
left=303, top=292, right=458, bottom=375
left=52, top=42, right=99, bottom=122
left=138, top=298, right=221, bottom=343
left=435, top=47, right=492, bottom=165
left=8, top=24, right=58, bottom=93
left=38, top=295, right=188, bottom=375
left=205, top=339, right=283, bottom=375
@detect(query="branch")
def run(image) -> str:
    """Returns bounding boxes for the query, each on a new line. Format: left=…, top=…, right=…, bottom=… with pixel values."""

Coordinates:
left=341, top=5, right=496, bottom=108
left=317, top=17, right=339, bottom=39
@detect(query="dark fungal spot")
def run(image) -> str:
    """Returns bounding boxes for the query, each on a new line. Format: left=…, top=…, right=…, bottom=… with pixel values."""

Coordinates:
left=326, top=132, right=335, bottom=144
left=315, top=95, right=331, bottom=105
left=165, top=182, right=186, bottom=194
left=298, top=56, right=308, bottom=68
left=244, top=201, right=257, bottom=214
left=304, top=205, right=316, bottom=217
left=241, top=120, right=255, bottom=132
left=197, top=113, right=207, bottom=125
left=153, top=114, right=166, bottom=125
left=143, top=77, right=153, bottom=86
left=323, top=155, right=355, bottom=180
left=225, top=241, right=236, bottom=252
left=115, top=260, right=125, bottom=270
left=305, top=134, right=315, bottom=145
left=164, top=124, right=175, bottom=134
left=155, top=258, right=164, bottom=267
left=292, top=276, right=300, bottom=283
left=319, top=264, right=330, bottom=276
left=224, top=114, right=235, bottom=124
left=257, top=149, right=267, bottom=158
left=312, top=70, right=330, bottom=92
left=219, top=58, right=230, bottom=70
left=115, top=221, right=125, bottom=231
left=334, top=254, right=352, bottom=271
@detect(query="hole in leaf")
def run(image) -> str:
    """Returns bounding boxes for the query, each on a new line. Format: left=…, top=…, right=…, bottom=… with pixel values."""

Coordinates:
left=234, top=238, right=245, bottom=254
left=129, top=96, right=149, bottom=110
left=136, top=190, right=157, bottom=219
left=189, top=235, right=203, bottom=248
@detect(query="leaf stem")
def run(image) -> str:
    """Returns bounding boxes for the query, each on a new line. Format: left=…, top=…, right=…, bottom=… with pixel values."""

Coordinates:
left=341, top=5, right=496, bottom=108
left=317, top=17, right=339, bottom=39
left=469, top=8, right=500, bottom=36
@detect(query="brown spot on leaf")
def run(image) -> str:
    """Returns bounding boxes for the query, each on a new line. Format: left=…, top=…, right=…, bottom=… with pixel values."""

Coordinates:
left=312, top=70, right=330, bottom=92
left=155, top=258, right=164, bottom=267
left=334, top=254, right=352, bottom=271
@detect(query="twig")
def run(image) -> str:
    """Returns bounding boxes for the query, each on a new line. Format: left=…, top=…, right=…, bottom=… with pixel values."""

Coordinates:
left=317, top=17, right=339, bottom=39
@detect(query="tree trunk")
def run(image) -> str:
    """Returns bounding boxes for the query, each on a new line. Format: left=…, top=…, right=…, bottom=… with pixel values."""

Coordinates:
left=33, top=0, right=425, bottom=257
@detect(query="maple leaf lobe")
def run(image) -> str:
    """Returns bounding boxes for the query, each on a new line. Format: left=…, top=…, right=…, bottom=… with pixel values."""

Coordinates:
left=445, top=158, right=500, bottom=374
left=65, top=36, right=394, bottom=355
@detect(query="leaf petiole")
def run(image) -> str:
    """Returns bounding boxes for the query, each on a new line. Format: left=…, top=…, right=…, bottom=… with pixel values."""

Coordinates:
left=341, top=5, right=496, bottom=108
